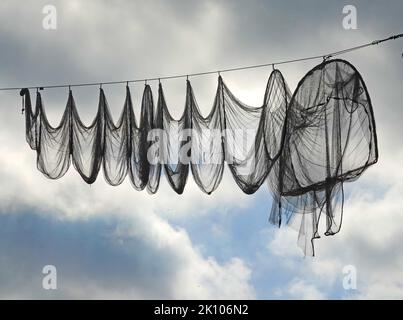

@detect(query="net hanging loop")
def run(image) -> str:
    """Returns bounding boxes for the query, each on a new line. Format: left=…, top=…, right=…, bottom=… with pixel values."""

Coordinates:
left=21, top=91, right=25, bottom=115
left=323, top=54, right=332, bottom=62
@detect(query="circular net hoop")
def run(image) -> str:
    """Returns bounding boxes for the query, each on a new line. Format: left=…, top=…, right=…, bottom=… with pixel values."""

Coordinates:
left=268, top=59, right=378, bottom=255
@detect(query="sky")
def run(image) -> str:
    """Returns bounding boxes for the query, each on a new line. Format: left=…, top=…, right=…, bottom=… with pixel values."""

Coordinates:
left=0, top=0, right=402, bottom=299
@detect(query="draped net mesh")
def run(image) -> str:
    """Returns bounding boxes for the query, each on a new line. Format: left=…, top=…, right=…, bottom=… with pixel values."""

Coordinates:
left=21, top=59, right=378, bottom=255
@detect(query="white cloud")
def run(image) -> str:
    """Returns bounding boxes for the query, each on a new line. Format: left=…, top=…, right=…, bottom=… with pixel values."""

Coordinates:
left=68, top=214, right=255, bottom=299
left=267, top=148, right=403, bottom=299
left=0, top=190, right=256, bottom=299
left=0, top=90, right=256, bottom=299
left=287, top=279, right=326, bottom=300
left=0, top=0, right=257, bottom=299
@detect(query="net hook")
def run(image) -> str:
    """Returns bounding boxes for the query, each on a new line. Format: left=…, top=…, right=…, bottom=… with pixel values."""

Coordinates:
left=21, top=91, right=25, bottom=115
left=323, top=55, right=332, bottom=62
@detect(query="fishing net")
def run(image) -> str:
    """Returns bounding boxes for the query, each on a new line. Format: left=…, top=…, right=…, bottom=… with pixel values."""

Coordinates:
left=21, top=70, right=288, bottom=194
left=268, top=59, right=378, bottom=254
left=20, top=59, right=378, bottom=255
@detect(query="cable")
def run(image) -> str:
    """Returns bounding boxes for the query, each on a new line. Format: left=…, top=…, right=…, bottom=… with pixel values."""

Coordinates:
left=1, top=32, right=402, bottom=92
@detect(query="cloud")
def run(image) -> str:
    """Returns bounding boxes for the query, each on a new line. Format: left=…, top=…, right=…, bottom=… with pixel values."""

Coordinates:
left=0, top=0, right=258, bottom=299
left=0, top=210, right=255, bottom=299
left=259, top=1, right=403, bottom=300
left=286, top=280, right=326, bottom=300
left=266, top=149, right=403, bottom=299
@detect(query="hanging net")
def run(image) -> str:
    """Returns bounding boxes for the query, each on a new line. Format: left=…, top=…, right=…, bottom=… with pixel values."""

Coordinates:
left=20, top=59, right=378, bottom=255
left=268, top=59, right=378, bottom=254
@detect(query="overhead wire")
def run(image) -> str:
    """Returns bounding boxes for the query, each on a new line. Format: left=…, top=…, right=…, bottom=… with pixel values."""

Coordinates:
left=0, top=32, right=401, bottom=92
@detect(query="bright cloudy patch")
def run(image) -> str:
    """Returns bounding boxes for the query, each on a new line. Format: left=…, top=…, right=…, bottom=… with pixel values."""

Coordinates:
left=267, top=149, right=403, bottom=299
left=0, top=211, right=255, bottom=299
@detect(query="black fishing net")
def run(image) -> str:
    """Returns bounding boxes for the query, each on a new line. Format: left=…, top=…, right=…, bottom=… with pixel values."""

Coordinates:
left=268, top=59, right=378, bottom=254
left=20, top=59, right=378, bottom=255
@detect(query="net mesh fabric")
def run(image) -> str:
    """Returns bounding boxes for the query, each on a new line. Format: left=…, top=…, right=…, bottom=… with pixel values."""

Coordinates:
left=21, top=59, right=378, bottom=255
left=268, top=59, right=378, bottom=254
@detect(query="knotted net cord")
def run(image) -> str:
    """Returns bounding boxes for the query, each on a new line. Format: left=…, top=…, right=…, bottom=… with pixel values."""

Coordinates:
left=21, top=59, right=378, bottom=255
